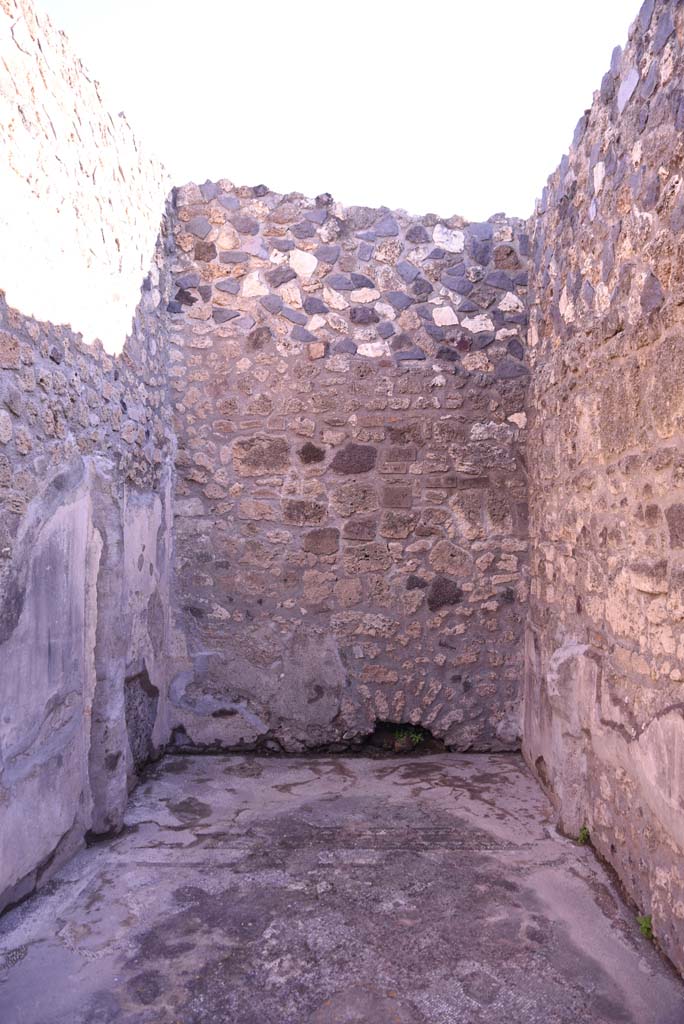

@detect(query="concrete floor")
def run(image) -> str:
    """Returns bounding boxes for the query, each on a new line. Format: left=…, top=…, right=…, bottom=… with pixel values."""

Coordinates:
left=1, top=755, right=682, bottom=1024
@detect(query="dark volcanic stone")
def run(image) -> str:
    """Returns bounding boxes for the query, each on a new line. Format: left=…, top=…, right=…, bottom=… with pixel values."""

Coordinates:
left=471, top=332, right=496, bottom=350
left=304, top=296, right=329, bottom=315
left=507, top=338, right=525, bottom=360
left=291, top=326, right=317, bottom=343
left=351, top=273, right=375, bottom=289
left=215, top=278, right=240, bottom=294
left=407, top=574, right=428, bottom=590
left=641, top=271, right=664, bottom=314
left=266, top=266, right=297, bottom=288
left=377, top=322, right=395, bottom=339
left=326, top=273, right=354, bottom=291
left=385, top=291, right=413, bottom=311
left=495, top=358, right=529, bottom=379
left=471, top=240, right=492, bottom=265
left=267, top=237, right=295, bottom=252
left=406, top=224, right=430, bottom=244
left=298, top=442, right=326, bottom=464
left=427, top=575, right=463, bottom=611
left=260, top=294, right=283, bottom=314
left=305, top=207, right=328, bottom=224
left=175, top=288, right=198, bottom=306
left=468, top=222, right=494, bottom=241
left=485, top=271, right=513, bottom=290
left=397, top=260, right=419, bottom=283
left=315, top=244, right=340, bottom=263
left=639, top=0, right=655, bottom=32
left=443, top=277, right=473, bottom=297
left=292, top=220, right=316, bottom=238
left=195, top=241, right=217, bottom=262
left=220, top=251, right=250, bottom=263
left=282, top=307, right=308, bottom=325
left=334, top=338, right=358, bottom=355
left=176, top=272, right=200, bottom=288
left=331, top=443, right=377, bottom=474
left=186, top=216, right=212, bottom=238
left=199, top=181, right=220, bottom=200
left=213, top=308, right=240, bottom=323
left=426, top=325, right=446, bottom=342
left=218, top=194, right=240, bottom=211
left=391, top=332, right=413, bottom=351
left=231, top=214, right=260, bottom=235
left=412, top=278, right=433, bottom=297
left=654, top=8, right=674, bottom=52
left=640, top=62, right=658, bottom=101
left=395, top=347, right=426, bottom=362
left=350, top=307, right=379, bottom=325
left=375, top=214, right=399, bottom=236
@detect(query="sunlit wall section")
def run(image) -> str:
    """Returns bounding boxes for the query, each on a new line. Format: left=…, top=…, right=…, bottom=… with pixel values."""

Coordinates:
left=0, top=0, right=169, bottom=353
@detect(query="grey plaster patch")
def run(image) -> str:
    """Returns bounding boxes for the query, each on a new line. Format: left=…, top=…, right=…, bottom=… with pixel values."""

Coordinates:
left=617, top=67, right=639, bottom=114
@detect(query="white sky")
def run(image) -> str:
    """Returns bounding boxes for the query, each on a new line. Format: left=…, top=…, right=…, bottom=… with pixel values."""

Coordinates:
left=38, top=0, right=638, bottom=221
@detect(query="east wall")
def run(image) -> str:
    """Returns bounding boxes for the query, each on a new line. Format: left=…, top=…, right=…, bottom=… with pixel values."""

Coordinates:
left=525, top=0, right=684, bottom=974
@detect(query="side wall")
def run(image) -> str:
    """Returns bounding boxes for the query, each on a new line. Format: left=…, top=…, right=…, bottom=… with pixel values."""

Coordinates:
left=0, top=263, right=175, bottom=910
left=0, top=0, right=170, bottom=353
left=0, top=0, right=174, bottom=910
left=526, top=0, right=684, bottom=973
left=166, top=182, right=530, bottom=752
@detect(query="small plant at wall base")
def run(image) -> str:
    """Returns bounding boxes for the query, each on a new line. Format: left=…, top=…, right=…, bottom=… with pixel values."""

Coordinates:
left=394, top=727, right=424, bottom=748
left=637, top=914, right=653, bottom=940
left=577, top=825, right=591, bottom=846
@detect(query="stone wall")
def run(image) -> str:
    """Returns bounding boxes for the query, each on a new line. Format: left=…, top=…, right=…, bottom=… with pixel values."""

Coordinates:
left=525, top=0, right=684, bottom=973
left=0, top=216, right=176, bottom=910
left=6, top=0, right=684, bottom=981
left=166, top=182, right=530, bottom=753
left=0, top=0, right=178, bottom=910
left=0, top=237, right=176, bottom=909
left=0, top=0, right=170, bottom=353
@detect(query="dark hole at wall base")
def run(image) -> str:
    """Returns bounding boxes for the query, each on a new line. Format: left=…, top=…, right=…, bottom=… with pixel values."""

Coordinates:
left=125, top=668, right=160, bottom=775
left=168, top=721, right=448, bottom=758
left=362, top=721, right=448, bottom=756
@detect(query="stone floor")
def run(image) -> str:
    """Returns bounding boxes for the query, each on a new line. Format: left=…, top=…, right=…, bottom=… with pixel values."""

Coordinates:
left=1, top=754, right=682, bottom=1024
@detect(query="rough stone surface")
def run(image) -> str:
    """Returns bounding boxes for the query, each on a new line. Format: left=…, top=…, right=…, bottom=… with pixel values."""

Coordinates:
left=0, top=754, right=681, bottom=1024
left=166, top=183, right=529, bottom=754
left=1, top=0, right=684, bottom=989
left=0, top=244, right=175, bottom=912
left=525, top=0, right=684, bottom=976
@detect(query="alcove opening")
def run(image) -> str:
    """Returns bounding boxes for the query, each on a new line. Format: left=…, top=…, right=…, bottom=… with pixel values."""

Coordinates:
left=124, top=666, right=160, bottom=776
